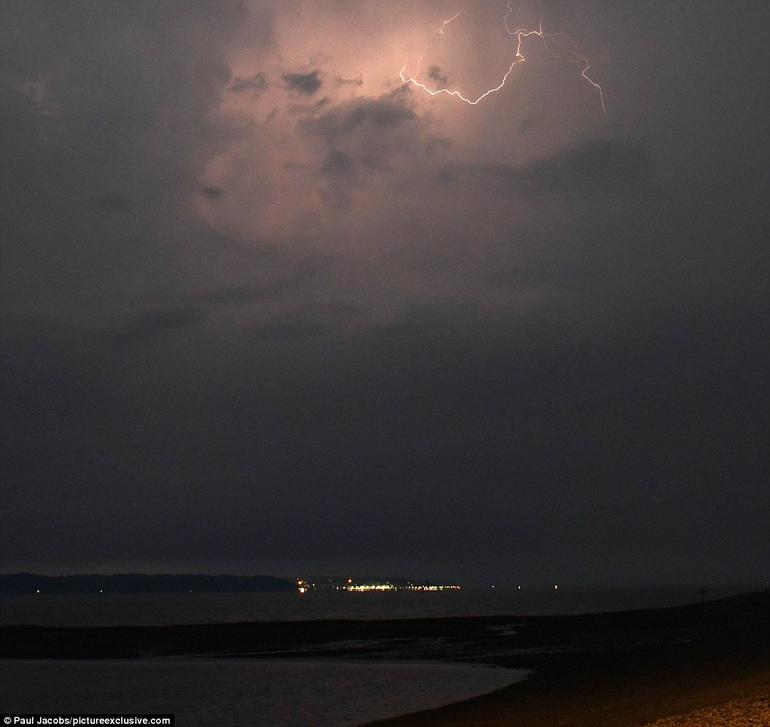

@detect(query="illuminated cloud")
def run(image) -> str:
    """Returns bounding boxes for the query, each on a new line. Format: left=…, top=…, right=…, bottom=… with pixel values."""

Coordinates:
left=0, top=0, right=767, bottom=584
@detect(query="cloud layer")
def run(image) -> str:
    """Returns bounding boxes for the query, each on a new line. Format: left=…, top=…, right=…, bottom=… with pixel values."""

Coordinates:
left=1, top=0, right=768, bottom=584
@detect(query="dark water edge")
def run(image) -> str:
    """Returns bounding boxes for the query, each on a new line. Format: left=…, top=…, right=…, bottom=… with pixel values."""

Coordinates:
left=0, top=585, right=751, bottom=628
left=1, top=592, right=768, bottom=727
left=0, top=658, right=528, bottom=727
left=2, top=591, right=768, bottom=664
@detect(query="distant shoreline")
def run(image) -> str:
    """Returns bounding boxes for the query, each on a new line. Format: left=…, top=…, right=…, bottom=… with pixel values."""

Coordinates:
left=0, top=572, right=296, bottom=594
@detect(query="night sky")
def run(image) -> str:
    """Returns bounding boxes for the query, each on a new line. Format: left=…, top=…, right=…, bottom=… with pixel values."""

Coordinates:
left=2, top=0, right=768, bottom=585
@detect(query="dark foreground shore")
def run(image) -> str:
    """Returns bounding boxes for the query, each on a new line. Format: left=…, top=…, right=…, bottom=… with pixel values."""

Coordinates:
left=374, top=593, right=770, bottom=726
left=2, top=591, right=769, bottom=726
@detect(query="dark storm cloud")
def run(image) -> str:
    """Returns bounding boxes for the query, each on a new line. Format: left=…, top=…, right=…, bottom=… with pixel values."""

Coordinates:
left=479, top=137, right=653, bottom=196
left=200, top=185, right=224, bottom=199
left=1, top=0, right=768, bottom=586
left=228, top=72, right=268, bottom=94
left=0, top=0, right=248, bottom=312
left=93, top=193, right=130, bottom=209
left=195, top=264, right=323, bottom=307
left=518, top=115, right=536, bottom=135
left=305, top=87, right=417, bottom=140
left=288, top=97, right=330, bottom=115
left=97, top=265, right=330, bottom=348
left=301, top=87, right=446, bottom=184
left=363, top=305, right=463, bottom=338
left=282, top=70, right=323, bottom=95
left=198, top=284, right=280, bottom=307
left=98, top=307, right=206, bottom=348
left=334, top=75, right=363, bottom=87
left=322, top=149, right=354, bottom=176
left=426, top=65, right=449, bottom=85
left=247, top=298, right=360, bottom=340
left=249, top=320, right=332, bottom=340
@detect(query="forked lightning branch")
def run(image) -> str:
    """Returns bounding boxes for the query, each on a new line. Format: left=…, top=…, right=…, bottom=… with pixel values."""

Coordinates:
left=400, top=2, right=606, bottom=112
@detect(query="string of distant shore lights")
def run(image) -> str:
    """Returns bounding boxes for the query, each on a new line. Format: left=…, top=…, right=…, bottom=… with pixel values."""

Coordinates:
left=399, top=2, right=606, bottom=112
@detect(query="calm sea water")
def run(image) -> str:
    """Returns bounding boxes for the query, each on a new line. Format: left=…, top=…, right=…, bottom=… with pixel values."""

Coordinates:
left=0, top=659, right=526, bottom=727
left=0, top=586, right=748, bottom=627
left=0, top=587, right=748, bottom=726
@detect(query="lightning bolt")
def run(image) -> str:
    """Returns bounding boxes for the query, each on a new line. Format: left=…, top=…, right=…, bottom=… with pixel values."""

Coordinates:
left=439, top=10, right=462, bottom=34
left=581, top=57, right=606, bottom=113
left=399, top=2, right=606, bottom=113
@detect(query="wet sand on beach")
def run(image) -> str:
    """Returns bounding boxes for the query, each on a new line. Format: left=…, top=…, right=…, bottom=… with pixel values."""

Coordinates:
left=644, top=697, right=770, bottom=727
left=373, top=658, right=770, bottom=726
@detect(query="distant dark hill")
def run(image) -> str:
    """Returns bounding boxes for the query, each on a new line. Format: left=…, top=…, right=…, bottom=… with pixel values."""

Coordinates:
left=0, top=573, right=296, bottom=594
